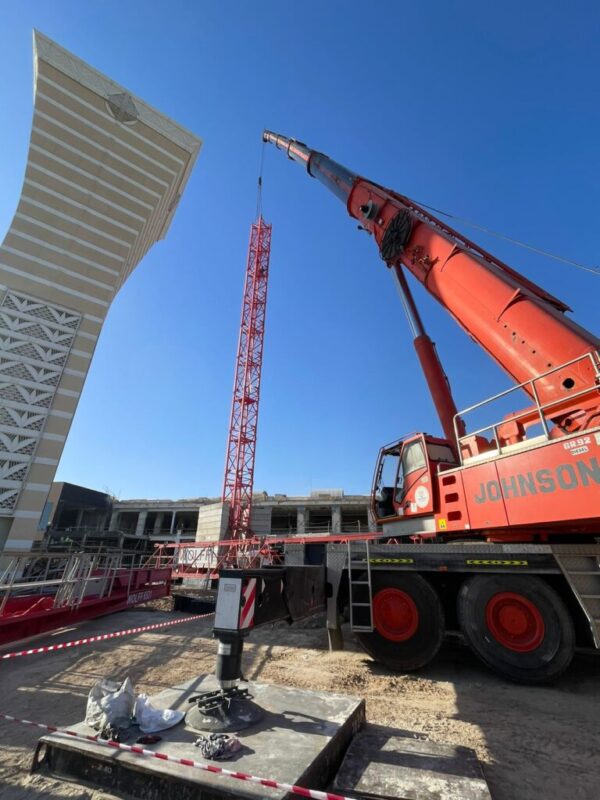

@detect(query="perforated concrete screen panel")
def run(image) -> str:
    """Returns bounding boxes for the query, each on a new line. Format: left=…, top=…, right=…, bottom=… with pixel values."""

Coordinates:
left=0, top=32, right=201, bottom=551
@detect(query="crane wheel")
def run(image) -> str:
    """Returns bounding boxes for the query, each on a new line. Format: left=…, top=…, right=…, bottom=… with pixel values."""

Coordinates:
left=458, top=574, right=575, bottom=684
left=355, top=572, right=444, bottom=672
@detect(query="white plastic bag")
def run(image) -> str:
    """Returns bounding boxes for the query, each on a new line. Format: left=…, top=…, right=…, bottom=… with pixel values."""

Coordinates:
left=86, top=677, right=135, bottom=731
left=134, top=693, right=184, bottom=733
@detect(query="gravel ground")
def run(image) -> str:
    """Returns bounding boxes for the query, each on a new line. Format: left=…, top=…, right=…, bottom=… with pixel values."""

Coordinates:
left=1, top=606, right=599, bottom=800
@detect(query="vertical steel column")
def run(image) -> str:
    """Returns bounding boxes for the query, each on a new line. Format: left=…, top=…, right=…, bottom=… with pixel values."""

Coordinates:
left=222, top=218, right=272, bottom=540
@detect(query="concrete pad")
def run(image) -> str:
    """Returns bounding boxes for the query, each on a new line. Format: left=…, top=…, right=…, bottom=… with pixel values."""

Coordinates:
left=33, top=674, right=365, bottom=800
left=333, top=725, right=492, bottom=800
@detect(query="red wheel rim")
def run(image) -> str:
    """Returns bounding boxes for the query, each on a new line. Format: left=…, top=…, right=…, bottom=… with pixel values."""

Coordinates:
left=485, top=592, right=545, bottom=652
left=373, top=588, right=419, bottom=642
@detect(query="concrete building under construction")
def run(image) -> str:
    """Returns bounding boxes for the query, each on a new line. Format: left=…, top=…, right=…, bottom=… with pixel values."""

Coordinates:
left=115, top=489, right=375, bottom=541
left=41, top=483, right=374, bottom=544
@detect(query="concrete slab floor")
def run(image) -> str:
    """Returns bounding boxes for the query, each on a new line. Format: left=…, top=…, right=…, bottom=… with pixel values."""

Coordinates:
left=34, top=674, right=365, bottom=800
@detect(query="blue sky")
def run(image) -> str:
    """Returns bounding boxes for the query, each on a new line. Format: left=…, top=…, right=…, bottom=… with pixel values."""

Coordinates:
left=0, top=2, right=598, bottom=500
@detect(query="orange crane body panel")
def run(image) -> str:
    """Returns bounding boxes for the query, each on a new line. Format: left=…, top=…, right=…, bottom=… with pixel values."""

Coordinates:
left=379, top=430, right=600, bottom=538
left=441, top=433, right=600, bottom=533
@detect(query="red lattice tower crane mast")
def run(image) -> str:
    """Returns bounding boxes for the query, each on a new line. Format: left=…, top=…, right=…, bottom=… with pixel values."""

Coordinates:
left=222, top=216, right=272, bottom=540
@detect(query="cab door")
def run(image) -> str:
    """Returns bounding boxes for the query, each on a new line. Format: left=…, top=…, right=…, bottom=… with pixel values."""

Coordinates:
left=372, top=441, right=402, bottom=521
left=397, top=436, right=434, bottom=517
left=372, top=435, right=434, bottom=524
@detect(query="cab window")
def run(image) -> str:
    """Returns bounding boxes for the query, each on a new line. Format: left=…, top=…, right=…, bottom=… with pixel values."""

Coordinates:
left=426, top=443, right=456, bottom=464
left=401, top=440, right=426, bottom=476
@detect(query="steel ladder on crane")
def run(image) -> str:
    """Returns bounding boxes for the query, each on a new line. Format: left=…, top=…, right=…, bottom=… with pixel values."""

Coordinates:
left=554, top=547, right=600, bottom=647
left=347, top=538, right=374, bottom=632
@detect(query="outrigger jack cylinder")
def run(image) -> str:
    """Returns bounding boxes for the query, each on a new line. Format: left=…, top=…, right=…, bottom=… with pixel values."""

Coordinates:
left=186, top=629, right=263, bottom=733
left=185, top=575, right=263, bottom=733
left=185, top=566, right=326, bottom=733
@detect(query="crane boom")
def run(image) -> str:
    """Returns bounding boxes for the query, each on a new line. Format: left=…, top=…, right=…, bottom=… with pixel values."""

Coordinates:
left=263, top=131, right=600, bottom=436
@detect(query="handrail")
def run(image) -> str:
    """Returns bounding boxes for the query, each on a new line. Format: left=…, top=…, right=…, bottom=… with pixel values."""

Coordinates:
left=453, top=351, right=600, bottom=464
left=0, top=549, right=169, bottom=618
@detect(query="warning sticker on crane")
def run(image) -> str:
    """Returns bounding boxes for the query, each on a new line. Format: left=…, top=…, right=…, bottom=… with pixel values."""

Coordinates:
left=415, top=486, right=430, bottom=508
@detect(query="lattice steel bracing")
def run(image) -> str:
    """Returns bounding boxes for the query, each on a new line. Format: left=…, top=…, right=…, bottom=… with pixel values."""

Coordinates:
left=222, top=217, right=272, bottom=539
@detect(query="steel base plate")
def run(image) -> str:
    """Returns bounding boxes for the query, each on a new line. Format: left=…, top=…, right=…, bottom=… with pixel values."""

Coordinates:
left=185, top=689, right=264, bottom=733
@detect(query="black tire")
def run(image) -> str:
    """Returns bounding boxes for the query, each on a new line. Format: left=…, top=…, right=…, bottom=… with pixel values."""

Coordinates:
left=458, top=574, right=575, bottom=684
left=355, top=572, right=444, bottom=672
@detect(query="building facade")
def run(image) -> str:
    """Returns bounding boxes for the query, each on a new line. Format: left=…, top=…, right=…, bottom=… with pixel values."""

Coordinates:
left=111, top=489, right=375, bottom=542
left=0, top=33, right=200, bottom=551
left=41, top=484, right=375, bottom=544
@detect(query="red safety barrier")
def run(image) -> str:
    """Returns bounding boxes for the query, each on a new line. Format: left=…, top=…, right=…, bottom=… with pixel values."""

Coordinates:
left=1, top=612, right=214, bottom=660
left=0, top=711, right=355, bottom=800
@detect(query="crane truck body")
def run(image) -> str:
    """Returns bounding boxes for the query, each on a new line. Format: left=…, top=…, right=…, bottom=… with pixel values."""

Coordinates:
left=206, top=133, right=600, bottom=689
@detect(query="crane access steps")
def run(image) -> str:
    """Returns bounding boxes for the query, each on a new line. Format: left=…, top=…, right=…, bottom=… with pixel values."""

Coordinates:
left=347, top=538, right=374, bottom=632
left=554, top=547, right=600, bottom=647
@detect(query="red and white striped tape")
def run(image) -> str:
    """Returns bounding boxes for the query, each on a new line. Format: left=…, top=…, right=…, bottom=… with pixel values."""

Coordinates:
left=0, top=711, right=354, bottom=800
left=1, top=612, right=214, bottom=660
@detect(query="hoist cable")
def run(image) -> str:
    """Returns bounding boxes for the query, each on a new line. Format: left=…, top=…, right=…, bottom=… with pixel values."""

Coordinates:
left=413, top=199, right=600, bottom=276
left=256, top=139, right=266, bottom=219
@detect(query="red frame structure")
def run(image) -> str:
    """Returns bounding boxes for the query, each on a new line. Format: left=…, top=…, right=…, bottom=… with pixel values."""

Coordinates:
left=222, top=217, right=272, bottom=539
left=0, top=555, right=171, bottom=647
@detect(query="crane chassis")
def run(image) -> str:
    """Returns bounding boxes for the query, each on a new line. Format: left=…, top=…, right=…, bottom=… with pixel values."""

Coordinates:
left=209, top=533, right=600, bottom=685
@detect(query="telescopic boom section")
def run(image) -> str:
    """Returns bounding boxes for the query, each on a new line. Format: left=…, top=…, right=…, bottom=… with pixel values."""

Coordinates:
left=263, top=131, right=600, bottom=436
left=222, top=217, right=272, bottom=540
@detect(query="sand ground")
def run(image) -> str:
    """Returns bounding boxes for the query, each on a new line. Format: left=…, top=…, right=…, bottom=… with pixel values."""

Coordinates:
left=0, top=603, right=598, bottom=800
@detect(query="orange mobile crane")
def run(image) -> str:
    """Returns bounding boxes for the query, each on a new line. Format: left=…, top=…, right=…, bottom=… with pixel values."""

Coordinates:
left=203, top=134, right=599, bottom=695
left=262, top=131, right=600, bottom=547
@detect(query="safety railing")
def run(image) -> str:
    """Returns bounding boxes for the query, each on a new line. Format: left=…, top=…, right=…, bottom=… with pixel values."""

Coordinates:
left=0, top=549, right=167, bottom=617
left=39, top=528, right=154, bottom=554
left=454, top=351, right=600, bottom=464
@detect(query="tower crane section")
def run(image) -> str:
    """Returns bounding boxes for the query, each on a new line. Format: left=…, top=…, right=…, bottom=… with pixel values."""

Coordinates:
left=222, top=217, right=272, bottom=540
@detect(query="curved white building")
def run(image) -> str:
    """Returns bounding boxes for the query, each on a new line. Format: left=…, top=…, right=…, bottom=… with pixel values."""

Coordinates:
left=0, top=32, right=201, bottom=551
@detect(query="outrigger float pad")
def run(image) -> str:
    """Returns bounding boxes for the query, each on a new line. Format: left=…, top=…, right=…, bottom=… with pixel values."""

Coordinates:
left=33, top=675, right=365, bottom=800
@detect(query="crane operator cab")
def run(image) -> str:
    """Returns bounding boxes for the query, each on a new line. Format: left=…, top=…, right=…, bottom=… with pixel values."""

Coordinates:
left=372, top=434, right=457, bottom=537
